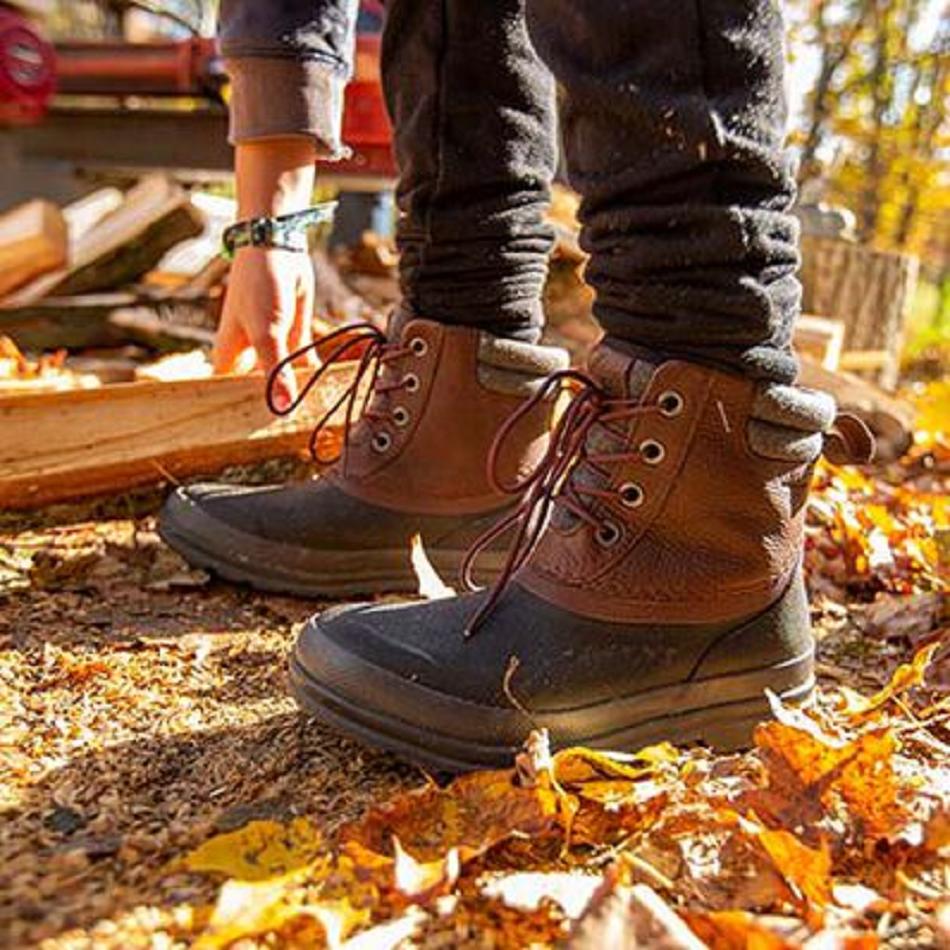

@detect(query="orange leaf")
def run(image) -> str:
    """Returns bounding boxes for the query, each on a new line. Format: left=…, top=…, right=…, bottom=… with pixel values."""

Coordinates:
left=684, top=910, right=792, bottom=950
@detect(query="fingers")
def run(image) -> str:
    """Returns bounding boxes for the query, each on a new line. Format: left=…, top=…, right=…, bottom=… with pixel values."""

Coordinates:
left=252, top=323, right=297, bottom=413
left=212, top=310, right=250, bottom=375
left=291, top=266, right=319, bottom=368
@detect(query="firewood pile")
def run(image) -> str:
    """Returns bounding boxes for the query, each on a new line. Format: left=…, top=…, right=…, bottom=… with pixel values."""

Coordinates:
left=0, top=178, right=919, bottom=511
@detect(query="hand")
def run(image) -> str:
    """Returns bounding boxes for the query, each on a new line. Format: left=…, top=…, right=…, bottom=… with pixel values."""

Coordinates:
left=212, top=246, right=317, bottom=412
left=214, top=136, right=318, bottom=411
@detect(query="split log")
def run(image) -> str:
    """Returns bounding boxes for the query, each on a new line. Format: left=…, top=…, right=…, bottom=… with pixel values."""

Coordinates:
left=0, top=293, right=216, bottom=352
left=107, top=308, right=215, bottom=350
left=0, top=200, right=68, bottom=299
left=4, top=175, right=205, bottom=305
left=0, top=364, right=354, bottom=510
left=798, top=357, right=915, bottom=462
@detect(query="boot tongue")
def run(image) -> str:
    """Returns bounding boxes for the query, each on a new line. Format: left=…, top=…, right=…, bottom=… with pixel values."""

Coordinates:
left=586, top=339, right=659, bottom=400
left=386, top=304, right=415, bottom=340
left=548, top=341, right=659, bottom=532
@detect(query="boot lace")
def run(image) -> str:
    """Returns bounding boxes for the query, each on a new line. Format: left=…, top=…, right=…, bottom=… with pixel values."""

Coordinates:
left=461, top=369, right=876, bottom=637
left=266, top=321, right=420, bottom=469
left=461, top=370, right=670, bottom=636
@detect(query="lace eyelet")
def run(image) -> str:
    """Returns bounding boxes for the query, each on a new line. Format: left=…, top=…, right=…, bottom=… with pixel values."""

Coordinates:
left=595, top=521, right=622, bottom=547
left=658, top=390, right=684, bottom=417
left=372, top=432, right=392, bottom=453
left=618, top=482, right=645, bottom=508
left=409, top=337, right=428, bottom=357
left=404, top=373, right=420, bottom=393
left=640, top=439, right=666, bottom=465
left=392, top=406, right=411, bottom=427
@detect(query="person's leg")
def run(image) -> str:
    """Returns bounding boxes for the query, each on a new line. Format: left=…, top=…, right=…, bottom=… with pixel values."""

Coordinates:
left=383, top=0, right=557, bottom=342
left=160, top=0, right=567, bottom=597
left=528, top=0, right=800, bottom=383
left=288, top=1, right=872, bottom=770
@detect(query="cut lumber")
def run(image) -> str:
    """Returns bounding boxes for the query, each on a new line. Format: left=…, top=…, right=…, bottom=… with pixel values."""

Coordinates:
left=794, top=314, right=845, bottom=370
left=0, top=364, right=354, bottom=510
left=4, top=175, right=205, bottom=305
left=0, top=293, right=216, bottom=352
left=0, top=200, right=68, bottom=300
left=798, top=357, right=914, bottom=462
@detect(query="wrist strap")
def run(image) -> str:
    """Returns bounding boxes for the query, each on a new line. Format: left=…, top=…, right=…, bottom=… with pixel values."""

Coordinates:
left=222, top=201, right=338, bottom=259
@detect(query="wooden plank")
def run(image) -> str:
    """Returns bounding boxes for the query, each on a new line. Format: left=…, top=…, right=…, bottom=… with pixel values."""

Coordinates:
left=0, top=365, right=354, bottom=510
left=4, top=175, right=205, bottom=305
left=0, top=200, right=68, bottom=300
left=837, top=350, right=891, bottom=373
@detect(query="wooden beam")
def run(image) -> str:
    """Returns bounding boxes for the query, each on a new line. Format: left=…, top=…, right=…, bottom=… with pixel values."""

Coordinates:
left=0, top=200, right=68, bottom=300
left=0, top=365, right=354, bottom=510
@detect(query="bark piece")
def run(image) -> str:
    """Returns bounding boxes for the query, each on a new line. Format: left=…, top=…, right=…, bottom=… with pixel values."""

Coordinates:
left=0, top=200, right=68, bottom=300
left=0, top=364, right=354, bottom=509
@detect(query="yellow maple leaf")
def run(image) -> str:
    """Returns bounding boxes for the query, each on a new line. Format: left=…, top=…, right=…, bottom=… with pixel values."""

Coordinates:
left=184, top=817, right=324, bottom=881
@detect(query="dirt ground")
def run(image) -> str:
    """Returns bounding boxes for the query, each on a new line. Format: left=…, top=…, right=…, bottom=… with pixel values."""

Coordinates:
left=1, top=439, right=946, bottom=948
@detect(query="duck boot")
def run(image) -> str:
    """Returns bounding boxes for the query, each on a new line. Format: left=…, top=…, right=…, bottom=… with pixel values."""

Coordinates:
left=159, top=314, right=568, bottom=597
left=289, top=340, right=873, bottom=770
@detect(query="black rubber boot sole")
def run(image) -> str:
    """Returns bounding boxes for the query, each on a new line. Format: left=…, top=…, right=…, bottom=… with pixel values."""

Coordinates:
left=288, top=587, right=815, bottom=772
left=158, top=493, right=505, bottom=598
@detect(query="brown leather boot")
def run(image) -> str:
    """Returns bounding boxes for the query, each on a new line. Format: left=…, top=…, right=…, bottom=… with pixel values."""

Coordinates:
left=159, top=313, right=568, bottom=596
left=289, top=340, right=873, bottom=770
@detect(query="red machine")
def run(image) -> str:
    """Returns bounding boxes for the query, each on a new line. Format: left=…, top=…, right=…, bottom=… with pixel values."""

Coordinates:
left=0, top=2, right=56, bottom=125
left=0, top=5, right=394, bottom=182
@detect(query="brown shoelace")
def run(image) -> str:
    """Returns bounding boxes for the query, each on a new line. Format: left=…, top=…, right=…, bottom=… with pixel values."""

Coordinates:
left=460, top=370, right=876, bottom=637
left=461, top=369, right=666, bottom=636
left=266, top=321, right=418, bottom=469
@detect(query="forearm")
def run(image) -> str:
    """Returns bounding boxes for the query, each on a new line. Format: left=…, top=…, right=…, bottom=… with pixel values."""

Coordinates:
left=236, top=139, right=318, bottom=218
left=218, top=0, right=360, bottom=154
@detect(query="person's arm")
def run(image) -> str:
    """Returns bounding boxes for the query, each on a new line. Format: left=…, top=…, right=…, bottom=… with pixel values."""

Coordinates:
left=212, top=139, right=318, bottom=411
left=214, top=1, right=359, bottom=408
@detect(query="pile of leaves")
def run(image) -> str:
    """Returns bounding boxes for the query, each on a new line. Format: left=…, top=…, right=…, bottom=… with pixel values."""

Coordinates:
left=1, top=385, right=946, bottom=949
left=152, top=643, right=946, bottom=949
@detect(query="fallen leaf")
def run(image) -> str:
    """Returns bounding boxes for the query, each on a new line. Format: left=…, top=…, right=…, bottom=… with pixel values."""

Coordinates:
left=184, top=818, right=324, bottom=881
left=684, top=909, right=791, bottom=949
left=410, top=533, right=455, bottom=600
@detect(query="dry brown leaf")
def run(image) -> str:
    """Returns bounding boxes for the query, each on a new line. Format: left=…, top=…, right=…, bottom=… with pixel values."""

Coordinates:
left=835, top=642, right=940, bottom=723
left=343, top=766, right=561, bottom=864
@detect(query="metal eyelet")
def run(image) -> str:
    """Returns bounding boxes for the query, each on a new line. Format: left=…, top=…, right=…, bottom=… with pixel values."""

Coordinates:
left=640, top=439, right=666, bottom=465
left=409, top=337, right=428, bottom=357
left=595, top=521, right=622, bottom=547
left=404, top=373, right=420, bottom=393
left=618, top=482, right=645, bottom=508
left=658, top=390, right=684, bottom=417
left=392, top=406, right=411, bottom=428
left=372, top=432, right=392, bottom=453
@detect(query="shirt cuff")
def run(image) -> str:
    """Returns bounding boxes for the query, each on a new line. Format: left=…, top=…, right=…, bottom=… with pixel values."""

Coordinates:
left=224, top=57, right=350, bottom=160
